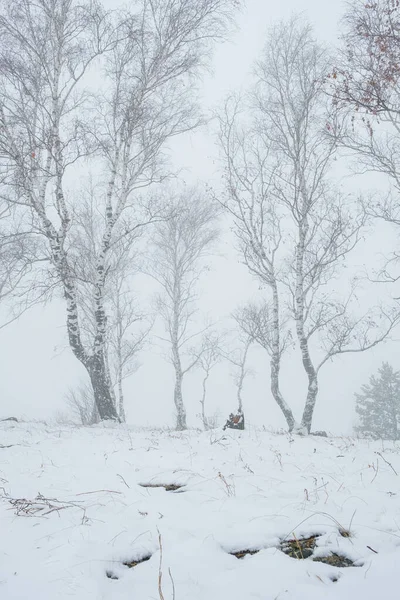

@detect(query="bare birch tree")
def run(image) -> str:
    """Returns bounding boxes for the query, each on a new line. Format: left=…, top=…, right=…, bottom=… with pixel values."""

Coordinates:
left=107, top=268, right=152, bottom=423
left=218, top=17, right=400, bottom=433
left=194, top=332, right=221, bottom=430
left=217, top=96, right=297, bottom=431
left=220, top=329, right=253, bottom=416
left=150, top=188, right=219, bottom=430
left=0, top=0, right=238, bottom=420
left=257, top=18, right=400, bottom=433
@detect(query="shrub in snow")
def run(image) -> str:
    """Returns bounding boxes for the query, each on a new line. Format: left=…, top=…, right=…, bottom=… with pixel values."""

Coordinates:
left=223, top=409, right=245, bottom=431
left=64, top=382, right=100, bottom=426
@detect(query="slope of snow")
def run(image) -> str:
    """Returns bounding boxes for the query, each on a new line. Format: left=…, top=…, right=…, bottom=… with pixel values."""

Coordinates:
left=0, top=422, right=399, bottom=599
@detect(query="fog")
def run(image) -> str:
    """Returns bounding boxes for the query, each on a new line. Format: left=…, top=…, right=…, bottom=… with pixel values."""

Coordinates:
left=0, top=0, right=398, bottom=435
left=2, top=2, right=400, bottom=597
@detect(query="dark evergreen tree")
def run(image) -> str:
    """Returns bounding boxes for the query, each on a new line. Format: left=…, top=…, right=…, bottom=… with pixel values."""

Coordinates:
left=355, top=362, right=400, bottom=440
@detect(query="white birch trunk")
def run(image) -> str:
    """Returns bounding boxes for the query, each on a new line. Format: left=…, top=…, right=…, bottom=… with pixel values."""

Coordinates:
left=295, top=229, right=318, bottom=434
left=200, top=371, right=210, bottom=430
left=173, top=361, right=186, bottom=430
left=118, top=374, right=126, bottom=423
left=172, top=274, right=187, bottom=430
left=270, top=284, right=297, bottom=431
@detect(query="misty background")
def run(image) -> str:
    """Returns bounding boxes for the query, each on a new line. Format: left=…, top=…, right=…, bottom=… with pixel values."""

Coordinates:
left=0, top=0, right=397, bottom=433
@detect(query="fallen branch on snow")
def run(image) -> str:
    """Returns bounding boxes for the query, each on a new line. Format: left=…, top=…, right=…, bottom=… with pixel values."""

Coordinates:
left=76, top=489, right=122, bottom=496
left=375, top=452, right=398, bottom=476
left=1, top=489, right=87, bottom=519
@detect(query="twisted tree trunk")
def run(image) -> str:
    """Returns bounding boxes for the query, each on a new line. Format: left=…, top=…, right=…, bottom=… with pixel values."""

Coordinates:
left=87, top=354, right=119, bottom=421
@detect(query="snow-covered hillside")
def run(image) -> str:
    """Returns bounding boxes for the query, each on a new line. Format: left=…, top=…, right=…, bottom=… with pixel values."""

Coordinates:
left=1, top=422, right=399, bottom=599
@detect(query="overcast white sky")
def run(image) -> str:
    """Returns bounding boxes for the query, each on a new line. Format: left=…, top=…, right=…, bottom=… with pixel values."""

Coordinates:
left=0, top=0, right=398, bottom=434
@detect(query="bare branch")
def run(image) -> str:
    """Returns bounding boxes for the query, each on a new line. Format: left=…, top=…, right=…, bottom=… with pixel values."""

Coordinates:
left=0, top=0, right=239, bottom=420
left=149, top=186, right=219, bottom=430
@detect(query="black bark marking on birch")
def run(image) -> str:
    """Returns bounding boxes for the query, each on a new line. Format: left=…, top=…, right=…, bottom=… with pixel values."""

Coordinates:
left=88, top=355, right=119, bottom=421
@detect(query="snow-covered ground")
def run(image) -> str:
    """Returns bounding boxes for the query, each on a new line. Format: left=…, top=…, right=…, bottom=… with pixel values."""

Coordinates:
left=1, top=422, right=399, bottom=599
